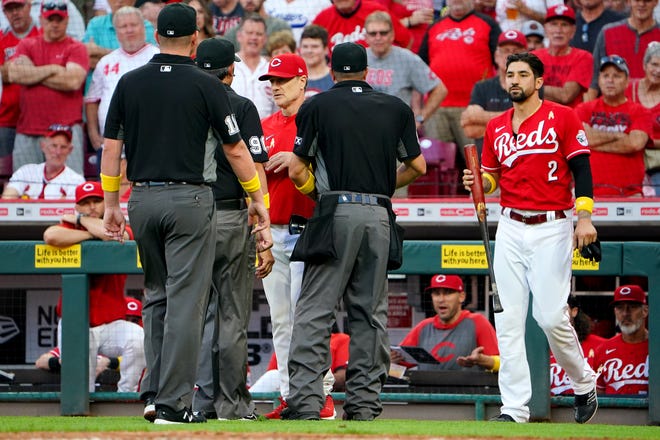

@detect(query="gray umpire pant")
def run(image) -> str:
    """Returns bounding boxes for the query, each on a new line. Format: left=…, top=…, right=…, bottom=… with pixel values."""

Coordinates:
left=129, top=183, right=216, bottom=411
left=193, top=207, right=255, bottom=419
left=287, top=202, right=391, bottom=420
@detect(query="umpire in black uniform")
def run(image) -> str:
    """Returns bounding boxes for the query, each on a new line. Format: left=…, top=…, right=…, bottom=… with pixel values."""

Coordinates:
left=191, top=37, right=274, bottom=421
left=101, top=4, right=272, bottom=425
left=285, top=42, right=427, bottom=421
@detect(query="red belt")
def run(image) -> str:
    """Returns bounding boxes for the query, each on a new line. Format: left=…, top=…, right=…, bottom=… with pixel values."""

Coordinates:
left=505, top=209, right=567, bottom=225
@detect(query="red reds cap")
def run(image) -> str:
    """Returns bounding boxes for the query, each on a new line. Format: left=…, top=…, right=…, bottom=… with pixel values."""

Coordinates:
left=545, top=5, right=575, bottom=23
left=41, top=0, right=68, bottom=18
left=2, top=0, right=27, bottom=7
left=498, top=30, right=527, bottom=48
left=425, top=274, right=464, bottom=293
left=259, top=53, right=307, bottom=81
left=75, top=181, right=104, bottom=204
left=46, top=124, right=72, bottom=141
left=125, top=297, right=143, bottom=317
left=611, top=285, right=647, bottom=306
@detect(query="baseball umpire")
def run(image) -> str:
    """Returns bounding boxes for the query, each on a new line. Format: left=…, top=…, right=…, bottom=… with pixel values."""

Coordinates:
left=192, top=37, right=274, bottom=421
left=284, top=42, right=426, bottom=421
left=463, top=52, right=598, bottom=424
left=101, top=4, right=272, bottom=425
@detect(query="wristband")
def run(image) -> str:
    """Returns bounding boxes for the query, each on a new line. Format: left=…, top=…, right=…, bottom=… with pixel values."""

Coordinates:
left=100, top=173, right=121, bottom=192
left=487, top=355, right=500, bottom=373
left=239, top=173, right=261, bottom=194
left=482, top=173, right=497, bottom=195
left=263, top=192, right=270, bottom=209
left=295, top=172, right=316, bottom=195
left=575, top=197, right=594, bottom=214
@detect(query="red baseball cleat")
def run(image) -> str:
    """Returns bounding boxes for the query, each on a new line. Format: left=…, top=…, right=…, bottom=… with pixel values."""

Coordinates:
left=320, top=395, right=336, bottom=420
left=264, top=397, right=287, bottom=419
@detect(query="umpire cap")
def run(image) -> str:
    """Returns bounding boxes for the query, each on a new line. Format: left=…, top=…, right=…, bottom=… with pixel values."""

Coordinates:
left=157, top=3, right=197, bottom=38
left=196, top=38, right=241, bottom=71
left=331, top=42, right=367, bottom=73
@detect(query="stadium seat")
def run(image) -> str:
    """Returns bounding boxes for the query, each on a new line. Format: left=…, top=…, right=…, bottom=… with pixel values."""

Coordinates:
left=408, top=138, right=459, bottom=197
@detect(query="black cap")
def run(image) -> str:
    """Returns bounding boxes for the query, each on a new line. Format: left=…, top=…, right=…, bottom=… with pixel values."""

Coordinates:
left=331, top=42, right=367, bottom=73
left=157, top=3, right=197, bottom=38
left=196, top=38, right=241, bottom=70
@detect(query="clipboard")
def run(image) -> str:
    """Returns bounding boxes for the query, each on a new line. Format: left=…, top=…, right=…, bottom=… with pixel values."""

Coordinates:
left=391, top=345, right=439, bottom=364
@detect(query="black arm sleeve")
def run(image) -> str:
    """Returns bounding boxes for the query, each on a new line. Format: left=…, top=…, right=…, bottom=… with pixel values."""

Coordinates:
left=569, top=154, right=593, bottom=199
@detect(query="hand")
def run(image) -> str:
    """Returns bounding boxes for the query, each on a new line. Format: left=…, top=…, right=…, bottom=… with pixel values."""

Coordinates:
left=462, top=168, right=475, bottom=192
left=410, top=8, right=434, bottom=26
left=103, top=204, right=126, bottom=243
left=89, top=132, right=104, bottom=151
left=457, top=346, right=484, bottom=368
left=390, top=350, right=405, bottom=364
left=95, top=355, right=110, bottom=377
left=574, top=217, right=597, bottom=251
left=255, top=248, right=274, bottom=278
left=460, top=105, right=485, bottom=127
left=265, top=151, right=293, bottom=174
left=61, top=214, right=77, bottom=225
left=248, top=201, right=273, bottom=251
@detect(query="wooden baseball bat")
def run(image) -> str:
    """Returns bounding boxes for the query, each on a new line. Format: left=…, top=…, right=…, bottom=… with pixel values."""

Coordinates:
left=464, top=144, right=503, bottom=313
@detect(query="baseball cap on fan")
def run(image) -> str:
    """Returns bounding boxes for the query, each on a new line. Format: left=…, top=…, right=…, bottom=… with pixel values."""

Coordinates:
left=46, top=123, right=73, bottom=141
left=498, top=30, right=527, bottom=48
left=41, top=0, right=68, bottom=18
left=331, top=42, right=367, bottom=73
left=599, top=55, right=630, bottom=76
left=521, top=20, right=545, bottom=38
left=157, top=3, right=197, bottom=38
left=425, top=274, right=464, bottom=293
left=196, top=38, right=241, bottom=72
left=610, top=285, right=647, bottom=306
left=258, top=53, right=307, bottom=81
left=3, top=0, right=27, bottom=7
left=545, top=4, right=575, bottom=23
left=75, top=181, right=104, bottom=204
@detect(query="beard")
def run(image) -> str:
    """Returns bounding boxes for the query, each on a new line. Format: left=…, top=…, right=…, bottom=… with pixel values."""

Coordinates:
left=509, top=88, right=529, bottom=102
left=617, top=318, right=643, bottom=335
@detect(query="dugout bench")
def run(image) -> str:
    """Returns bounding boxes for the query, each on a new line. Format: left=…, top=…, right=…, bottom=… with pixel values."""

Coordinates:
left=0, top=240, right=657, bottom=422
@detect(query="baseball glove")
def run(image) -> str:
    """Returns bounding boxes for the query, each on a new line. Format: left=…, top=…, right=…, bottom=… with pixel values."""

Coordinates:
left=580, top=239, right=602, bottom=262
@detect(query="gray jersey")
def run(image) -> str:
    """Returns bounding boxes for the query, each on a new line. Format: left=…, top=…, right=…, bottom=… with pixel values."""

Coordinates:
left=366, top=46, right=440, bottom=107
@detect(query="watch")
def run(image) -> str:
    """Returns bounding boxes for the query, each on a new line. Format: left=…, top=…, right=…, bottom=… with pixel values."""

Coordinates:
left=76, top=213, right=88, bottom=227
left=415, top=115, right=424, bottom=124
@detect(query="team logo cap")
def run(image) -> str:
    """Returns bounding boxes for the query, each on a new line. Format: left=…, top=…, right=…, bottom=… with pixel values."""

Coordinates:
left=521, top=20, right=545, bottom=38
left=545, top=5, right=576, bottom=24
left=157, top=3, right=197, bottom=38
left=258, top=53, right=307, bottom=81
left=331, top=42, right=367, bottom=73
left=498, top=30, right=527, bottom=48
left=195, top=38, right=241, bottom=71
left=599, top=55, right=629, bottom=77
left=75, top=181, right=104, bottom=204
left=425, top=275, right=464, bottom=293
left=611, top=284, right=647, bottom=306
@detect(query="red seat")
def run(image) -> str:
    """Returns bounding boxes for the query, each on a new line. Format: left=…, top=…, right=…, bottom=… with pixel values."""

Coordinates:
left=409, top=138, right=459, bottom=197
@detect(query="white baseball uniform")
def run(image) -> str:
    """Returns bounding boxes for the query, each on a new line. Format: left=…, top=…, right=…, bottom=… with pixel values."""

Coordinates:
left=482, top=100, right=596, bottom=422
left=7, top=163, right=84, bottom=199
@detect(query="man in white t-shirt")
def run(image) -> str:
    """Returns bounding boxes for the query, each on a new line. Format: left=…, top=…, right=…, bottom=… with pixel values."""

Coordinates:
left=1, top=125, right=84, bottom=199
left=85, top=6, right=159, bottom=154
left=264, top=0, right=330, bottom=43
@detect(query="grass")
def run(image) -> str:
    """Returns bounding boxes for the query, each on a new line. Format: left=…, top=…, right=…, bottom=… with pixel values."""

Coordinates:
left=1, top=417, right=659, bottom=439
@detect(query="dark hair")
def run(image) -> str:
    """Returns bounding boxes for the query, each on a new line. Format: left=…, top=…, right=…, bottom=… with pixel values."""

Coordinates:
left=301, top=24, right=328, bottom=47
left=181, top=0, right=216, bottom=39
left=506, top=52, right=544, bottom=78
left=572, top=308, right=593, bottom=342
left=215, top=67, right=231, bottom=80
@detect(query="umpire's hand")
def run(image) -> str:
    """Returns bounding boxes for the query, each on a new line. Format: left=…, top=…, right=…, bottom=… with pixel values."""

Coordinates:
left=248, top=201, right=273, bottom=253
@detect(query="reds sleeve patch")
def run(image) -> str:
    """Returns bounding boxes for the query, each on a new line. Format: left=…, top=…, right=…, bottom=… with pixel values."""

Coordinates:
left=576, top=130, right=589, bottom=146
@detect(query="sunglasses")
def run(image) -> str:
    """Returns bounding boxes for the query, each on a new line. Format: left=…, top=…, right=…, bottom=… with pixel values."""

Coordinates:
left=42, top=2, right=67, bottom=11
left=48, top=123, right=72, bottom=133
left=600, top=55, right=626, bottom=66
left=366, top=30, right=391, bottom=37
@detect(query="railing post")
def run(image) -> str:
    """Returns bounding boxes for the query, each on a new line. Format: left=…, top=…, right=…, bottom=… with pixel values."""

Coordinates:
left=60, top=274, right=89, bottom=415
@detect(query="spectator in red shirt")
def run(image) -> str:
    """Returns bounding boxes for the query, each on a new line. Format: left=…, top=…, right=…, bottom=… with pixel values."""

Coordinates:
left=576, top=56, right=653, bottom=197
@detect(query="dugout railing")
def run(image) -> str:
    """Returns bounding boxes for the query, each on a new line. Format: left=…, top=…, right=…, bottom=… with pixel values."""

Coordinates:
left=0, top=240, right=656, bottom=422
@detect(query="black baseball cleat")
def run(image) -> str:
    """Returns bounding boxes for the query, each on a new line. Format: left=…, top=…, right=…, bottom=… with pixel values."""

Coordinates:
left=574, top=388, right=598, bottom=424
left=154, top=406, right=207, bottom=424
left=490, top=413, right=516, bottom=422
left=143, top=396, right=156, bottom=423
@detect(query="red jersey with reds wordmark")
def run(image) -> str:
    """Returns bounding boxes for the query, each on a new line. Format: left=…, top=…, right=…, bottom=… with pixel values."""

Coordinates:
left=0, top=25, right=41, bottom=127
left=575, top=98, right=652, bottom=197
left=550, top=333, right=605, bottom=395
left=592, top=334, right=648, bottom=395
left=532, top=47, right=593, bottom=108
left=313, top=0, right=412, bottom=51
left=482, top=100, right=590, bottom=211
left=55, top=222, right=134, bottom=327
left=261, top=111, right=315, bottom=225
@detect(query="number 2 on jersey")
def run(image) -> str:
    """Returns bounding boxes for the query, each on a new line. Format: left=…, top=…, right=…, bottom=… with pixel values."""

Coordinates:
left=547, top=160, right=558, bottom=182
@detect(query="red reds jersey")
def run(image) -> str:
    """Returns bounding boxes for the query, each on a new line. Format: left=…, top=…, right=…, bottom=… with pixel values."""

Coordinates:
left=482, top=100, right=591, bottom=211
left=55, top=223, right=134, bottom=327
left=12, top=36, right=88, bottom=135
left=398, top=309, right=499, bottom=371
left=592, top=334, right=648, bottom=395
left=0, top=25, right=41, bottom=127
left=532, top=47, right=593, bottom=108
left=550, top=333, right=605, bottom=395
left=313, top=0, right=412, bottom=51
left=575, top=98, right=653, bottom=197
left=419, top=12, right=499, bottom=107
left=261, top=111, right=315, bottom=225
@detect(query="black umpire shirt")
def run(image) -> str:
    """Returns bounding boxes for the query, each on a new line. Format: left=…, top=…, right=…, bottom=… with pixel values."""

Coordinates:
left=213, top=83, right=268, bottom=201
left=293, top=80, right=421, bottom=197
left=104, top=53, right=242, bottom=183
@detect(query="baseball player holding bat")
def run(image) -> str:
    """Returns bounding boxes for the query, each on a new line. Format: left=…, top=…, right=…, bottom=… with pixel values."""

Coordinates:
left=462, top=53, right=599, bottom=424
